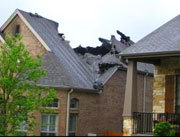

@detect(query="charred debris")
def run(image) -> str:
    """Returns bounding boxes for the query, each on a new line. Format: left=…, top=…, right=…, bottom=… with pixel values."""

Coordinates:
left=74, top=31, right=134, bottom=74
left=74, top=30, right=133, bottom=56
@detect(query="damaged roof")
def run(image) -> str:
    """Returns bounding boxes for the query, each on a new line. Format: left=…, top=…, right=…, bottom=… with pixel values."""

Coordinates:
left=1, top=9, right=154, bottom=91
left=76, top=35, right=154, bottom=85
left=120, top=15, right=180, bottom=58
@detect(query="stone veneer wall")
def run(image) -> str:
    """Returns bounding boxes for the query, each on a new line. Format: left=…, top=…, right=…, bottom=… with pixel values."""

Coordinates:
left=123, top=117, right=134, bottom=136
left=153, top=57, right=180, bottom=113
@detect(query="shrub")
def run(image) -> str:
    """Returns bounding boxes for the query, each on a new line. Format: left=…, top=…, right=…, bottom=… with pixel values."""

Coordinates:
left=153, top=122, right=176, bottom=136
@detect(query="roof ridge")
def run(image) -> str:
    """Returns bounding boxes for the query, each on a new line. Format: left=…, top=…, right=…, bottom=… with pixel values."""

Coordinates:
left=17, top=9, right=59, bottom=29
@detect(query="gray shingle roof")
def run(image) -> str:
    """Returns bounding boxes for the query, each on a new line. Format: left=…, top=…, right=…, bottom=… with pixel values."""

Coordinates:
left=19, top=9, right=95, bottom=90
left=120, top=15, right=180, bottom=57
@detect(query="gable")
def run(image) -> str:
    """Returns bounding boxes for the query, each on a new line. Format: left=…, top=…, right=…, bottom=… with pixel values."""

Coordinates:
left=1, top=9, right=51, bottom=53
left=2, top=15, right=46, bottom=57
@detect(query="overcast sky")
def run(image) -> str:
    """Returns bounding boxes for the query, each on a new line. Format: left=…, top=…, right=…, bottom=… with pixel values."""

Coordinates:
left=1, top=0, right=180, bottom=48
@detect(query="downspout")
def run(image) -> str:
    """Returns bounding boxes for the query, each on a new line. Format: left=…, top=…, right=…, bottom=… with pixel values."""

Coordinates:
left=143, top=72, right=149, bottom=112
left=66, top=89, right=73, bottom=136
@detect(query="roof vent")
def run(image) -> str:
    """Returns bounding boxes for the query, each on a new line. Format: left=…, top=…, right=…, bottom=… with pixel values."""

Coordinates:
left=29, top=12, right=42, bottom=18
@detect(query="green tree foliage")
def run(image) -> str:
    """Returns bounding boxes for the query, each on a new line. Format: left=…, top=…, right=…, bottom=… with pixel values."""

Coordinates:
left=0, top=35, right=56, bottom=136
left=153, top=122, right=176, bottom=136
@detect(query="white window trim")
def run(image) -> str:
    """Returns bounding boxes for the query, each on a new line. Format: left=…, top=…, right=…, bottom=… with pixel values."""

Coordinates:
left=41, top=114, right=59, bottom=136
left=16, top=129, right=27, bottom=133
left=70, top=108, right=78, bottom=111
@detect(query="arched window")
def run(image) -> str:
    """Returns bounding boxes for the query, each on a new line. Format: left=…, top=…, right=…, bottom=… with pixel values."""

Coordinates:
left=70, top=98, right=79, bottom=109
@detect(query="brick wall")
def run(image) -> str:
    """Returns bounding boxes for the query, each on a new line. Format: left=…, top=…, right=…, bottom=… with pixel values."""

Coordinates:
left=33, top=90, right=68, bottom=136
left=71, top=70, right=153, bottom=136
left=2, top=15, right=46, bottom=57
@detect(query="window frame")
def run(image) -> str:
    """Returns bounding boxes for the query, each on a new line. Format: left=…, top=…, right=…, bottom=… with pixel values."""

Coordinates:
left=42, top=98, right=59, bottom=109
left=176, top=75, right=180, bottom=114
left=68, top=114, right=78, bottom=136
left=40, top=114, right=58, bottom=136
left=15, top=25, right=20, bottom=35
left=70, top=98, right=79, bottom=110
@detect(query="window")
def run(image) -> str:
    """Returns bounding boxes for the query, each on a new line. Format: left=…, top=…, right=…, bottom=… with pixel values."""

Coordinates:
left=42, top=99, right=59, bottom=108
left=41, top=114, right=58, bottom=136
left=70, top=98, right=79, bottom=109
left=16, top=112, right=28, bottom=136
left=176, top=76, right=180, bottom=113
left=68, top=114, right=77, bottom=136
left=15, top=25, right=20, bottom=34
left=17, top=121, right=27, bottom=136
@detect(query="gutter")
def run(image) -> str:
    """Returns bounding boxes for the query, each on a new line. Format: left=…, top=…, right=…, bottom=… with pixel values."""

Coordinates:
left=37, top=84, right=100, bottom=94
left=120, top=50, right=180, bottom=59
left=66, top=89, right=73, bottom=136
left=143, top=72, right=149, bottom=112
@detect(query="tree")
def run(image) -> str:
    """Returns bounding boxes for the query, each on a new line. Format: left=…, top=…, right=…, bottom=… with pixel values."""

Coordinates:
left=0, top=34, right=56, bottom=136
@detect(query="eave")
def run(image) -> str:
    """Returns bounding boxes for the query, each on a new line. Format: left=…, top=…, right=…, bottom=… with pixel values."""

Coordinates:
left=120, top=51, right=180, bottom=65
left=0, top=35, right=5, bottom=43
left=120, top=50, right=180, bottom=59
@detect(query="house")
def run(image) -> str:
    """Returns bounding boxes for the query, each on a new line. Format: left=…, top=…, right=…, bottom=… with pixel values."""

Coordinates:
left=120, top=15, right=180, bottom=136
left=0, top=9, right=153, bottom=136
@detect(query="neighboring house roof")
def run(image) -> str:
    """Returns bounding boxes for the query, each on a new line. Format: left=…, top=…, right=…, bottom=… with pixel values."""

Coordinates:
left=120, top=15, right=180, bottom=58
left=1, top=9, right=96, bottom=90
